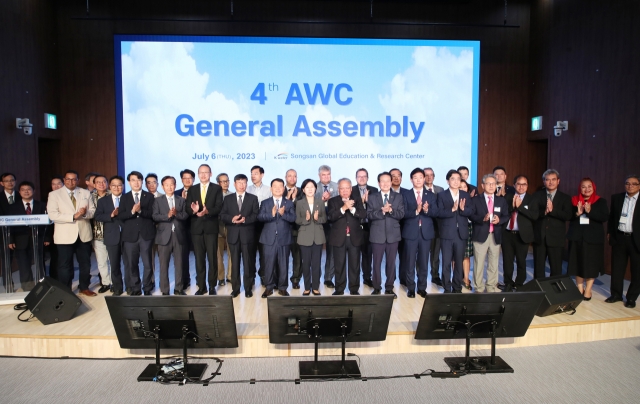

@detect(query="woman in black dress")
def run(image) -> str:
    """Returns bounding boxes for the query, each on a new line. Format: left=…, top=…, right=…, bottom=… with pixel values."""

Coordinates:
left=567, top=178, right=609, bottom=300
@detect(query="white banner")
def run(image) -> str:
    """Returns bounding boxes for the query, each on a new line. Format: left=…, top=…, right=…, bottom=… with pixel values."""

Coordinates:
left=0, top=215, right=51, bottom=226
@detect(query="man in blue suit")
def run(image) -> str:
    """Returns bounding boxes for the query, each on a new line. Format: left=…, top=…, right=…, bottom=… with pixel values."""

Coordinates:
left=367, top=172, right=405, bottom=297
left=258, top=178, right=296, bottom=297
left=402, top=168, right=440, bottom=298
left=470, top=174, right=510, bottom=292
left=437, top=169, right=475, bottom=293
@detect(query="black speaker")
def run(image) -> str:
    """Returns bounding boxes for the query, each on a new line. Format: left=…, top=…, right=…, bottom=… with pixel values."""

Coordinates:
left=519, top=275, right=582, bottom=316
left=24, top=277, right=82, bottom=325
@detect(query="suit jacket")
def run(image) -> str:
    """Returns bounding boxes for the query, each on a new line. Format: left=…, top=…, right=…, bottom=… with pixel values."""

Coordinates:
left=566, top=198, right=608, bottom=245
left=327, top=194, right=367, bottom=247
left=424, top=185, right=444, bottom=194
left=402, top=188, right=440, bottom=241
left=220, top=192, right=259, bottom=244
left=533, top=189, right=573, bottom=247
left=284, top=186, right=303, bottom=231
left=367, top=191, right=405, bottom=244
left=470, top=194, right=510, bottom=244
left=295, top=197, right=327, bottom=246
left=436, top=189, right=475, bottom=240
left=608, top=192, right=640, bottom=249
left=117, top=190, right=156, bottom=242
left=0, top=191, right=17, bottom=216
left=94, top=195, right=123, bottom=246
left=505, top=193, right=539, bottom=244
left=152, top=195, right=189, bottom=245
left=285, top=186, right=304, bottom=202
left=8, top=200, right=51, bottom=249
left=496, top=185, right=516, bottom=196
left=315, top=181, right=339, bottom=200
left=185, top=183, right=223, bottom=235
left=350, top=185, right=379, bottom=207
left=258, top=197, right=296, bottom=246
left=47, top=187, right=95, bottom=244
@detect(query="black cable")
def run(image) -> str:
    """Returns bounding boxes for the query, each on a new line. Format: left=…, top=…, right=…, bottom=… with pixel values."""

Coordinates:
left=14, top=303, right=35, bottom=322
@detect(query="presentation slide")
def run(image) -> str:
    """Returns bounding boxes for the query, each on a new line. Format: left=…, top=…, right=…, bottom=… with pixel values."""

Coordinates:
left=115, top=36, right=479, bottom=190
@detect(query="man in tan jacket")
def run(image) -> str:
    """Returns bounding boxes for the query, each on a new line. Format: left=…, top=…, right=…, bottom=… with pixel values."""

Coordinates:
left=47, top=170, right=96, bottom=296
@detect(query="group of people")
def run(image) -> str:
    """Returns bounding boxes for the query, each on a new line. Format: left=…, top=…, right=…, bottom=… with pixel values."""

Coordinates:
left=0, top=166, right=638, bottom=308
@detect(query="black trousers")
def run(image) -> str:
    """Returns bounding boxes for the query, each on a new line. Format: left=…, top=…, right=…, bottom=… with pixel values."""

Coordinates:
left=123, top=236, right=154, bottom=293
left=192, top=232, right=217, bottom=292
left=229, top=241, right=256, bottom=293
left=502, top=231, right=530, bottom=286
left=47, top=243, right=58, bottom=280
left=106, top=242, right=125, bottom=293
left=440, top=237, right=465, bottom=292
left=397, top=239, right=407, bottom=285
left=404, top=236, right=432, bottom=292
left=428, top=237, right=441, bottom=280
left=333, top=236, right=361, bottom=294
left=181, top=230, right=193, bottom=287
left=533, top=236, right=563, bottom=278
left=263, top=241, right=290, bottom=291
left=372, top=241, right=398, bottom=291
left=610, top=232, right=640, bottom=301
left=57, top=236, right=92, bottom=291
left=254, top=222, right=266, bottom=279
left=323, top=225, right=334, bottom=282
left=289, top=231, right=302, bottom=283
left=360, top=227, right=373, bottom=281
left=300, top=243, right=322, bottom=291
left=158, top=231, right=184, bottom=294
left=14, top=245, right=35, bottom=291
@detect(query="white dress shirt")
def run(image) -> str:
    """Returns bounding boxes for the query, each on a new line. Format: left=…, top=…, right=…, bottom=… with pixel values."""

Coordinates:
left=619, top=193, right=638, bottom=233
left=247, top=183, right=272, bottom=207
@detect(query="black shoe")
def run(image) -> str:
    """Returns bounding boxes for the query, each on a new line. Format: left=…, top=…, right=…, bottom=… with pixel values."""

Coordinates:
left=231, top=290, right=240, bottom=298
left=98, top=284, right=111, bottom=294
left=245, top=290, right=253, bottom=298
left=126, top=288, right=132, bottom=295
left=605, top=296, right=623, bottom=303
left=292, top=282, right=300, bottom=289
left=194, top=289, right=207, bottom=295
left=218, top=280, right=226, bottom=286
left=278, top=290, right=290, bottom=296
left=407, top=291, right=415, bottom=298
left=262, top=289, right=273, bottom=298
left=143, top=291, right=153, bottom=296
left=324, top=281, right=335, bottom=288
left=209, top=288, right=217, bottom=295
left=503, top=284, right=514, bottom=293
left=226, top=278, right=232, bottom=284
left=174, top=290, right=186, bottom=295
left=363, top=279, right=374, bottom=288
left=112, top=290, right=123, bottom=296
left=452, top=290, right=462, bottom=293
left=332, top=291, right=344, bottom=296
left=350, top=291, right=360, bottom=295
left=432, top=278, right=443, bottom=287
left=625, top=300, right=636, bottom=308
left=417, top=290, right=427, bottom=298
left=184, top=282, right=191, bottom=289
left=385, top=290, right=397, bottom=299
left=162, top=293, right=169, bottom=295
left=130, top=290, right=142, bottom=296
left=583, top=295, right=592, bottom=301
left=371, top=289, right=381, bottom=295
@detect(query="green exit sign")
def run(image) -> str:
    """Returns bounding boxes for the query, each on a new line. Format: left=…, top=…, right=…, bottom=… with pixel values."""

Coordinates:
left=531, top=116, right=542, bottom=131
left=44, top=113, right=57, bottom=129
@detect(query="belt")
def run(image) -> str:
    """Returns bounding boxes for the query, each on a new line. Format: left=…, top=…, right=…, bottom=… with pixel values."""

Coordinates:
left=617, top=230, right=633, bottom=237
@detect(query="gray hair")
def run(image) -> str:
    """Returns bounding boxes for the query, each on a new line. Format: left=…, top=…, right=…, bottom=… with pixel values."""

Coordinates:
left=625, top=174, right=640, bottom=183
left=482, top=173, right=497, bottom=184
left=542, top=169, right=560, bottom=181
left=318, top=165, right=331, bottom=174
left=338, top=178, right=352, bottom=187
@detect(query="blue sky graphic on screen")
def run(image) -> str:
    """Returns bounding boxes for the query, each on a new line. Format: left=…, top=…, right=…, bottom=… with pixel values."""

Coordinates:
left=115, top=36, right=479, bottom=190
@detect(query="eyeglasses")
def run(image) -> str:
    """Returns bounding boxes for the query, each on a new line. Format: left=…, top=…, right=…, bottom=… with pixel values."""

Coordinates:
left=625, top=182, right=640, bottom=186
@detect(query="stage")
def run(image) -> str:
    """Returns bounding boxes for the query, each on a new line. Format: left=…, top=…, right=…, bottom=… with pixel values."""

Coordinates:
left=1, top=253, right=639, bottom=359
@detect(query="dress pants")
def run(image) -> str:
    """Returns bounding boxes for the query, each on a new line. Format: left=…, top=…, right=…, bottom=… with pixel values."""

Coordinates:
left=502, top=231, right=529, bottom=286
left=47, top=243, right=58, bottom=280
left=323, top=225, right=335, bottom=282
left=229, top=241, right=256, bottom=293
left=0, top=244, right=15, bottom=289
left=217, top=229, right=232, bottom=281
left=372, top=241, right=398, bottom=291
left=397, top=239, right=407, bottom=285
left=124, top=236, right=154, bottom=293
left=158, top=230, right=183, bottom=294
left=289, top=229, right=302, bottom=284
left=14, top=244, right=35, bottom=291
left=428, top=237, right=441, bottom=281
left=333, top=236, right=361, bottom=294
left=106, top=242, right=125, bottom=294
left=440, top=237, right=465, bottom=292
left=533, top=235, right=563, bottom=278
left=181, top=228, right=193, bottom=287
left=92, top=239, right=111, bottom=286
left=300, top=243, right=322, bottom=291
left=262, top=240, right=290, bottom=291
left=610, top=232, right=640, bottom=301
left=254, top=223, right=265, bottom=279
left=404, top=236, right=431, bottom=292
left=57, top=236, right=92, bottom=291
left=360, top=226, right=373, bottom=281
left=472, top=234, right=501, bottom=292
left=192, top=232, right=217, bottom=292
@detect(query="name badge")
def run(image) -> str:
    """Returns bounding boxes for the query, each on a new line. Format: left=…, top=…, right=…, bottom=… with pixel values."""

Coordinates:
left=579, top=214, right=589, bottom=225
left=619, top=215, right=629, bottom=224
left=494, top=207, right=501, bottom=213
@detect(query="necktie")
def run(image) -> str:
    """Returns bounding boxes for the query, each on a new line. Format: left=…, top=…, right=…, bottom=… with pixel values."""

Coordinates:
left=201, top=185, right=206, bottom=205
left=508, top=198, right=518, bottom=230
left=134, top=193, right=139, bottom=204
left=497, top=186, right=502, bottom=194
left=8, top=195, right=14, bottom=204
left=360, top=187, right=366, bottom=196
left=238, top=195, right=243, bottom=211
left=70, top=192, right=76, bottom=209
left=26, top=202, right=31, bottom=215
left=169, top=198, right=175, bottom=232
left=417, top=191, right=422, bottom=226
left=383, top=194, right=388, bottom=205
left=115, top=196, right=120, bottom=208
left=547, top=192, right=552, bottom=201
left=324, top=185, right=328, bottom=194
left=488, top=196, right=494, bottom=233
left=428, top=187, right=433, bottom=193
left=276, top=199, right=280, bottom=214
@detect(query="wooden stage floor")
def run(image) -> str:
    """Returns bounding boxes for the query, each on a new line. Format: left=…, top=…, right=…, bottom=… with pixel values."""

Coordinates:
left=1, top=253, right=639, bottom=358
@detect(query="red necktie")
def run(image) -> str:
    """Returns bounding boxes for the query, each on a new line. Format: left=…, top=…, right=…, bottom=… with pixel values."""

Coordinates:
left=26, top=202, right=32, bottom=215
left=508, top=203, right=517, bottom=230
left=417, top=191, right=422, bottom=226
left=488, top=196, right=494, bottom=233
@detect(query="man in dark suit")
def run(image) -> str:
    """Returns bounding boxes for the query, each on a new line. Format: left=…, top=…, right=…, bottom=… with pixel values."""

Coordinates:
left=437, top=169, right=475, bottom=293
left=8, top=181, right=51, bottom=291
left=503, top=175, right=539, bottom=290
left=176, top=168, right=195, bottom=290
left=367, top=172, right=405, bottom=297
left=470, top=174, right=510, bottom=293
left=285, top=169, right=303, bottom=289
left=258, top=178, right=296, bottom=297
left=458, top=166, right=478, bottom=196
left=153, top=176, right=189, bottom=295
left=220, top=174, right=259, bottom=298
left=351, top=168, right=378, bottom=289
left=328, top=178, right=367, bottom=296
left=402, top=168, right=440, bottom=298
left=389, top=168, right=410, bottom=287
left=117, top=171, right=156, bottom=295
left=532, top=169, right=572, bottom=278
left=424, top=167, right=445, bottom=287
left=185, top=164, right=223, bottom=295
left=95, top=175, right=127, bottom=296
left=1, top=173, right=17, bottom=289
left=606, top=174, right=640, bottom=308
left=493, top=166, right=516, bottom=197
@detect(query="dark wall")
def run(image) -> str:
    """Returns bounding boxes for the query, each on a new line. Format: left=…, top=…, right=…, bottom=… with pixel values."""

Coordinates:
left=51, top=0, right=545, bottom=191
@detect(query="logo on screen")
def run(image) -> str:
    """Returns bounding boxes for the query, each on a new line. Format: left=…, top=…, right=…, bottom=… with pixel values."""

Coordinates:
left=274, top=153, right=288, bottom=160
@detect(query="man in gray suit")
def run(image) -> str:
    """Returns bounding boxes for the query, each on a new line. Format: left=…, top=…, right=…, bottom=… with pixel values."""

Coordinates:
left=152, top=176, right=189, bottom=295
left=315, top=164, right=339, bottom=288
left=367, top=172, right=405, bottom=297
left=424, top=167, right=445, bottom=287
